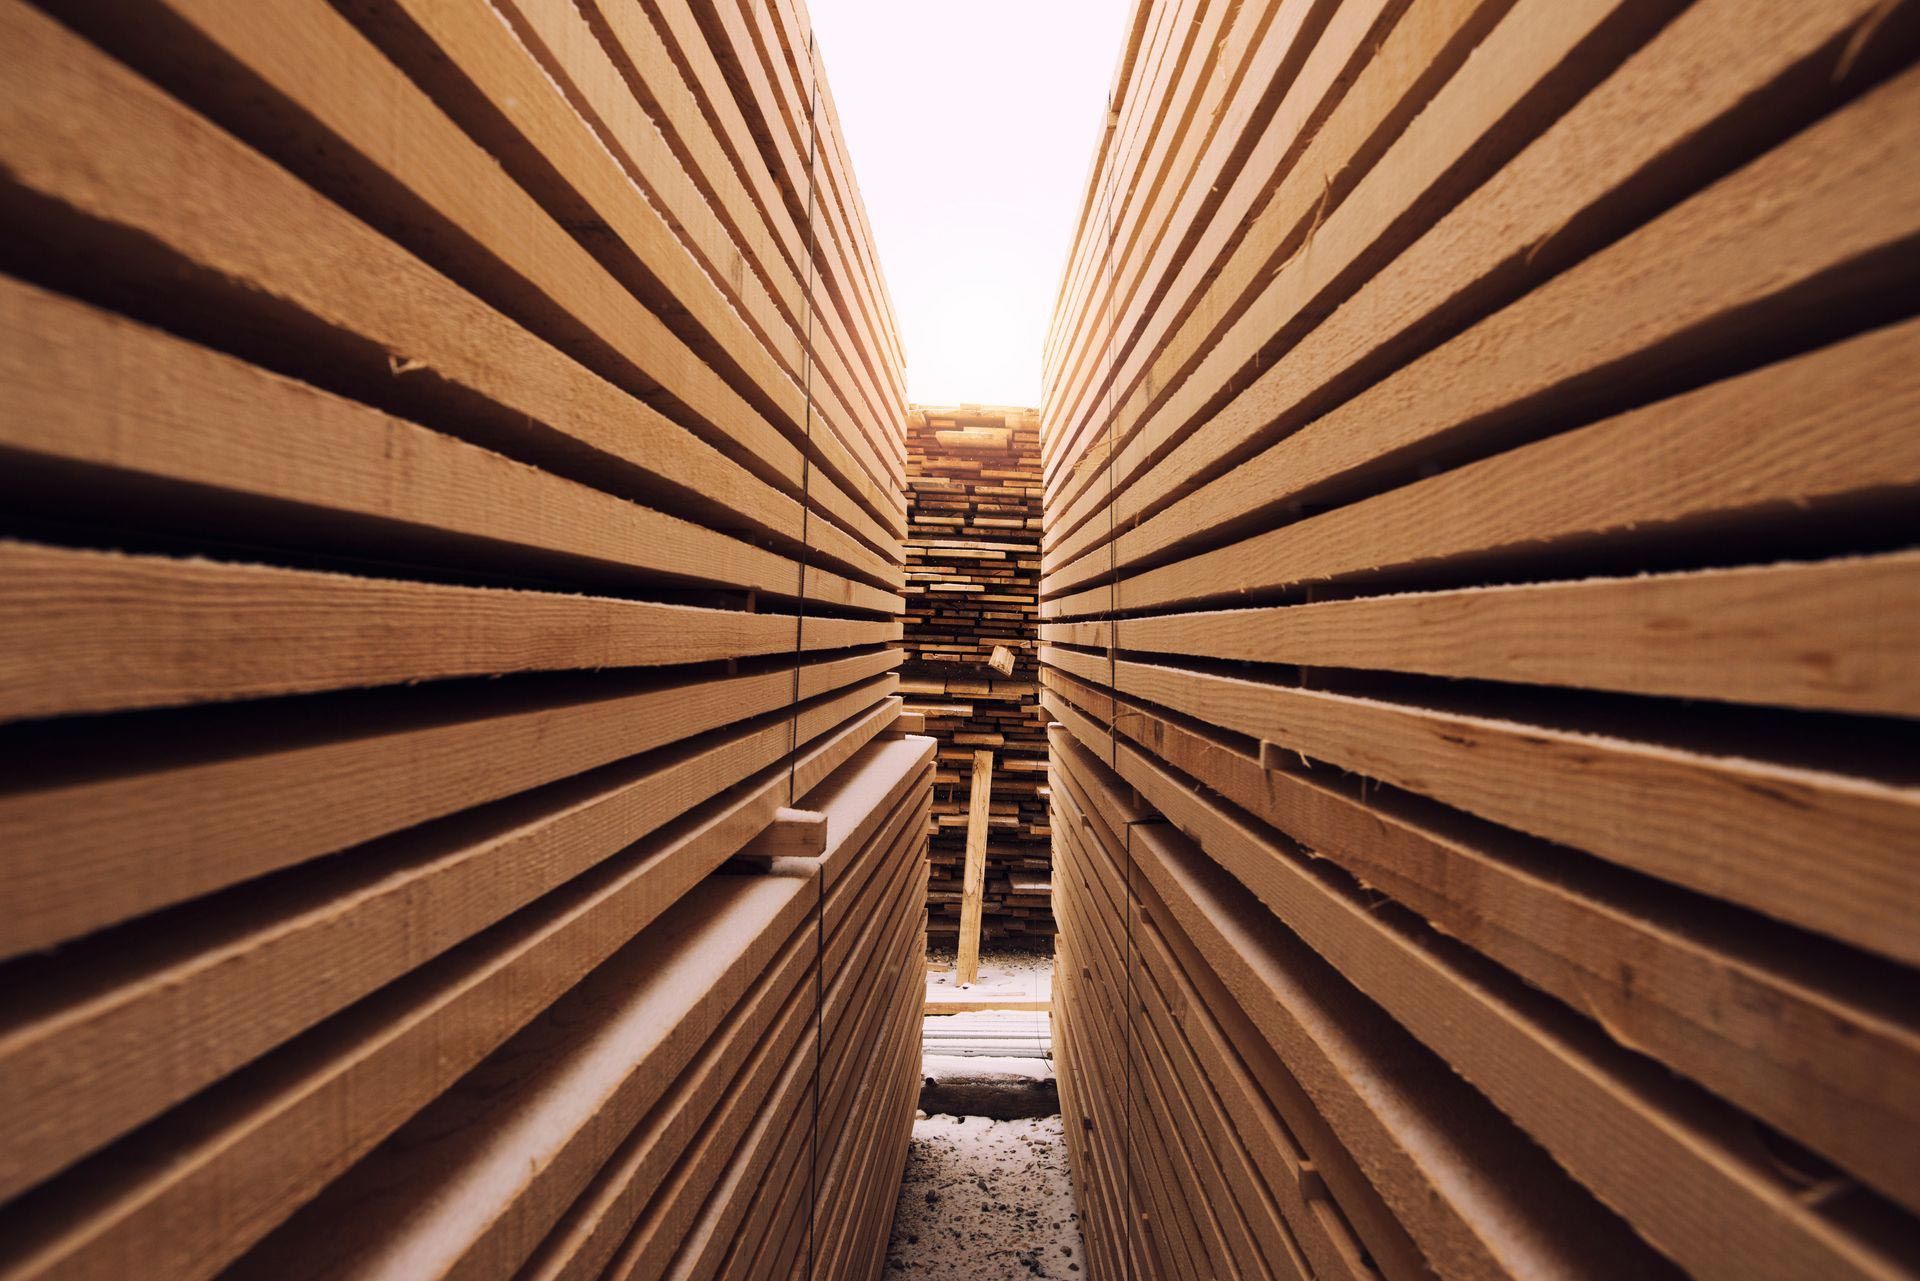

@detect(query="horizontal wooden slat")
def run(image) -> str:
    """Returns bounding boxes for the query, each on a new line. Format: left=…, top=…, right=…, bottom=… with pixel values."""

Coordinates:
left=1096, top=683, right=1920, bottom=1212
left=1114, top=658, right=1920, bottom=965
left=0, top=693, right=899, bottom=1200
left=1050, top=0, right=1919, bottom=1275
left=0, top=276, right=900, bottom=599
left=1048, top=0, right=1908, bottom=570
left=0, top=541, right=901, bottom=722
left=224, top=873, right=814, bottom=1281
left=54, top=0, right=902, bottom=551
left=1116, top=739, right=1916, bottom=1279
left=1052, top=730, right=1660, bottom=1281
left=0, top=1, right=844, bottom=546
left=1052, top=61, right=1920, bottom=610
left=0, top=660, right=896, bottom=956
left=1114, top=552, right=1920, bottom=717
left=1046, top=313, right=1920, bottom=618
left=0, top=0, right=918, bottom=1274
left=0, top=805, right=802, bottom=1281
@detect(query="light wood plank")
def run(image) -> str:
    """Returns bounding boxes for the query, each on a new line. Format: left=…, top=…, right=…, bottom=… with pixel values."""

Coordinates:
left=953, top=749, right=996, bottom=986
left=1116, top=659, right=1920, bottom=965
left=0, top=541, right=899, bottom=722
left=0, top=660, right=895, bottom=956
left=1116, top=552, right=1920, bottom=718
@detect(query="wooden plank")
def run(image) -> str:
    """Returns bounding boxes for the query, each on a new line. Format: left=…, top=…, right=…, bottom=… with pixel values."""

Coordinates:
left=1104, top=689, right=1920, bottom=1214
left=0, top=660, right=895, bottom=956
left=905, top=408, right=1052, bottom=937
left=922, top=999, right=1050, bottom=1015
left=0, top=2, right=809, bottom=532
left=0, top=276, right=896, bottom=602
left=739, top=808, right=830, bottom=859
left=548, top=967, right=816, bottom=1281
left=953, top=750, right=996, bottom=986
left=1043, top=314, right=1920, bottom=619
left=1041, top=0, right=1202, bottom=468
left=1044, top=0, right=1469, bottom=524
left=788, top=691, right=909, bottom=803
left=222, top=876, right=813, bottom=1281
left=476, top=0, right=902, bottom=512
left=0, top=816, right=804, bottom=1281
left=648, top=976, right=825, bottom=1281
left=1115, top=739, right=1915, bottom=1281
left=0, top=541, right=898, bottom=723
left=1130, top=908, right=1386, bottom=1281
left=1118, top=658, right=1920, bottom=966
left=1044, top=0, right=1368, bottom=506
left=595, top=0, right=910, bottom=549
left=801, top=736, right=937, bottom=899
left=1052, top=730, right=1669, bottom=1281
left=637, top=0, right=912, bottom=540
left=515, top=748, right=922, bottom=1281
left=1114, top=551, right=1920, bottom=717
left=1051, top=25, right=1920, bottom=600
left=1049, top=0, right=1901, bottom=568
left=680, top=0, right=910, bottom=519
left=52, top=0, right=906, bottom=553
left=0, top=0, right=917, bottom=1274
left=0, top=708, right=833, bottom=1203
left=1045, top=0, right=1656, bottom=550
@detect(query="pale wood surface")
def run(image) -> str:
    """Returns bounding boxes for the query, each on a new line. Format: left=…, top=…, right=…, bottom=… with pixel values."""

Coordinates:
left=0, top=0, right=922, bottom=1273
left=953, top=749, right=996, bottom=986
left=1040, top=2, right=1920, bottom=1275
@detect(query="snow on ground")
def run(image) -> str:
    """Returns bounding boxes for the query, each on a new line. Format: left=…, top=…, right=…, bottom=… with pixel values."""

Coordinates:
left=922, top=1007, right=1052, bottom=1058
left=883, top=1113, right=1085, bottom=1279
left=926, top=947, right=1054, bottom=1003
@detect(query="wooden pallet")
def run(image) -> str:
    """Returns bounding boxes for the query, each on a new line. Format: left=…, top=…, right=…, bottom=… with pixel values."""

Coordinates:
left=1041, top=2, right=1920, bottom=1279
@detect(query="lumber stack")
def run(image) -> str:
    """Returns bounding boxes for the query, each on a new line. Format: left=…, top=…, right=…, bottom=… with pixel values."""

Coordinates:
left=1041, top=3, right=1920, bottom=1280
left=733, top=734, right=936, bottom=1279
left=0, top=2, right=923, bottom=1279
left=903, top=406, right=1053, bottom=941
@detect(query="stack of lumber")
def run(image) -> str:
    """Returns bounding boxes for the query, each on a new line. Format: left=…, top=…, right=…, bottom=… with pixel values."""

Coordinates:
left=733, top=734, right=936, bottom=1279
left=0, top=1, right=924, bottom=1279
left=1041, top=2, right=1920, bottom=1280
left=903, top=406, right=1054, bottom=940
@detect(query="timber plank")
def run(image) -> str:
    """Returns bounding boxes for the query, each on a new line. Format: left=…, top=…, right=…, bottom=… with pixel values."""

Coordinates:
left=1114, top=552, right=1920, bottom=718
left=0, top=662, right=895, bottom=955
left=1104, top=688, right=1920, bottom=1213
left=1053, top=31, right=1920, bottom=598
left=1053, top=731, right=1674, bottom=1281
left=1115, top=659, right=1920, bottom=964
left=0, top=542, right=899, bottom=723
left=1116, top=738, right=1917, bottom=1280
left=0, top=4, right=836, bottom=553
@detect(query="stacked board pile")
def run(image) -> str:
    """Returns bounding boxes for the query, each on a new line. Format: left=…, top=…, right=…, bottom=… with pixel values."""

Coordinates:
left=734, top=735, right=936, bottom=1279
left=0, top=2, right=926, bottom=1280
left=1040, top=3, right=1920, bottom=1281
left=901, top=406, right=1053, bottom=941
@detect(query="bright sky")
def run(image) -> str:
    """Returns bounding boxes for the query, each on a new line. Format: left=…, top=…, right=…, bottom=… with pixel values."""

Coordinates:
left=808, top=0, right=1133, bottom=408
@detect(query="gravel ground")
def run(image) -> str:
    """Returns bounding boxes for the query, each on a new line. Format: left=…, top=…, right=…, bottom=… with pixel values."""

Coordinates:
left=882, top=1113, right=1085, bottom=1279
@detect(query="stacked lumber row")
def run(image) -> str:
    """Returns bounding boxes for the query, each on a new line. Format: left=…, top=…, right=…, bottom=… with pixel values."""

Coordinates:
left=0, top=1, right=924, bottom=1279
left=734, top=734, right=936, bottom=1280
left=902, top=406, right=1054, bottom=939
left=904, top=407, right=1045, bottom=670
left=1041, top=1, right=1920, bottom=1279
